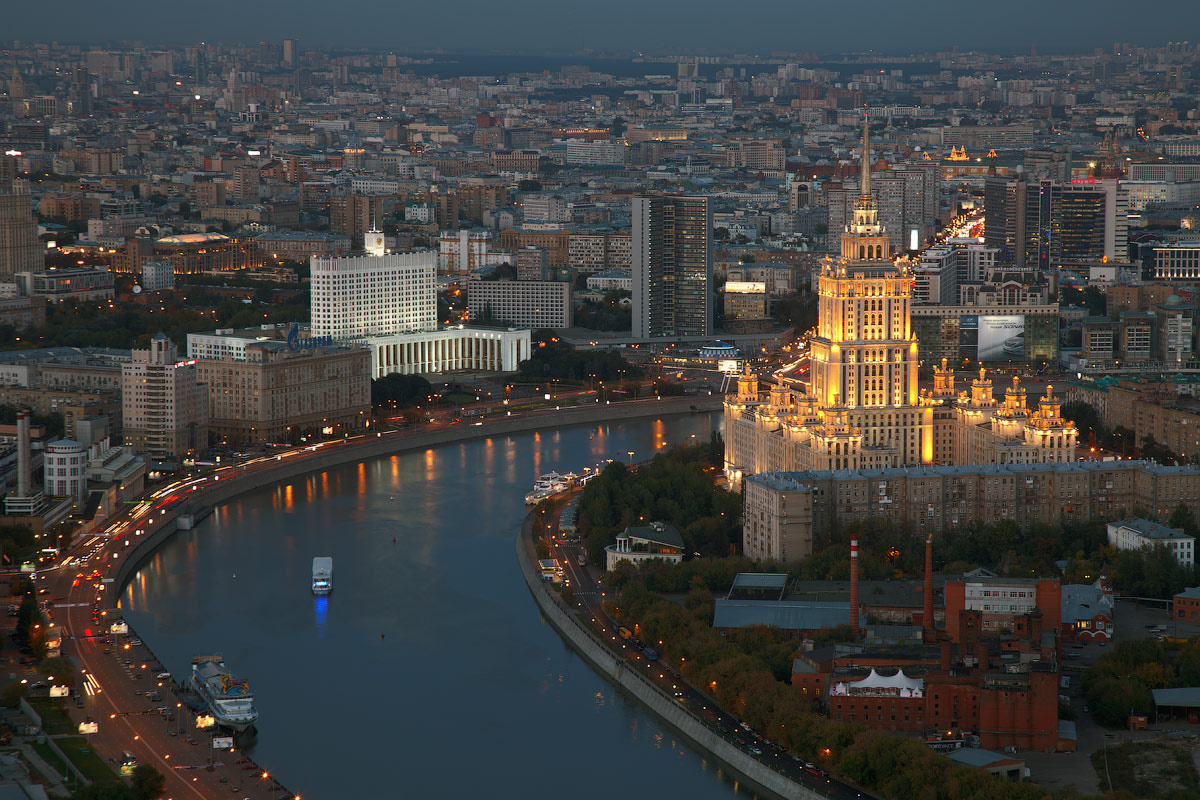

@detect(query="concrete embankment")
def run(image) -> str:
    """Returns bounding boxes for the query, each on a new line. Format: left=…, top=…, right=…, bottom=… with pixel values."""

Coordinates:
left=514, top=520, right=826, bottom=800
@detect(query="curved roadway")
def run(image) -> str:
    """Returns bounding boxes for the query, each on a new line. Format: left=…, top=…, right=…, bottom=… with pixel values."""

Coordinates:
left=37, top=396, right=720, bottom=800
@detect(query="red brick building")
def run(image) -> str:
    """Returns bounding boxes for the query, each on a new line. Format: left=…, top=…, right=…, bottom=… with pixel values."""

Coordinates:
left=1174, top=587, right=1200, bottom=622
left=806, top=609, right=1071, bottom=752
left=943, top=572, right=1061, bottom=640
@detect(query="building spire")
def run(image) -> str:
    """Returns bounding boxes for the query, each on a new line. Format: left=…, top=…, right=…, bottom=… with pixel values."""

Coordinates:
left=860, top=107, right=872, bottom=202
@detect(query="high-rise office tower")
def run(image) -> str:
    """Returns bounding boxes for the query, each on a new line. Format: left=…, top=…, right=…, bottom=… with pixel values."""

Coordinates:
left=282, top=38, right=299, bottom=68
left=632, top=195, right=712, bottom=338
left=0, top=190, right=41, bottom=279
left=985, top=175, right=1128, bottom=267
left=68, top=66, right=90, bottom=116
left=0, top=154, right=17, bottom=192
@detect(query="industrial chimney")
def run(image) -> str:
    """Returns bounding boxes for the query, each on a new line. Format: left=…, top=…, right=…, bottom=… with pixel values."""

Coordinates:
left=16, top=410, right=30, bottom=498
left=849, top=537, right=859, bottom=640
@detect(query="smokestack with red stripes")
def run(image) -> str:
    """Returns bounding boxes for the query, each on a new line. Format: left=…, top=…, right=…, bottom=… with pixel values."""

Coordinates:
left=923, top=534, right=934, bottom=640
left=850, top=537, right=860, bottom=640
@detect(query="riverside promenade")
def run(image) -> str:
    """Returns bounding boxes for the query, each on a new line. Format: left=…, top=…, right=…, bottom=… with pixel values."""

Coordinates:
left=514, top=510, right=874, bottom=800
left=42, top=394, right=722, bottom=799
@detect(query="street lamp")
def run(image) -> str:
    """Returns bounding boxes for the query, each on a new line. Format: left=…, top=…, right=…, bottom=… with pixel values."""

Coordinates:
left=626, top=450, right=634, bottom=465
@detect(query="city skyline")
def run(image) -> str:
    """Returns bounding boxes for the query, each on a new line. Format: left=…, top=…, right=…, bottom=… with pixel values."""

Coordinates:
left=4, top=18, right=1200, bottom=799
left=7, top=1, right=1200, bottom=54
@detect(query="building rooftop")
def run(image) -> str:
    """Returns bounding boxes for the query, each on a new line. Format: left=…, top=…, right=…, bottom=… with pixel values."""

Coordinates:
left=617, top=522, right=684, bottom=550
left=789, top=578, right=940, bottom=609
left=254, top=230, right=348, bottom=241
left=1061, top=581, right=1112, bottom=623
left=713, top=598, right=861, bottom=631
left=156, top=232, right=230, bottom=245
left=1110, top=518, right=1192, bottom=541
left=1153, top=687, right=1200, bottom=708
left=755, top=460, right=1200, bottom=483
left=728, top=572, right=788, bottom=600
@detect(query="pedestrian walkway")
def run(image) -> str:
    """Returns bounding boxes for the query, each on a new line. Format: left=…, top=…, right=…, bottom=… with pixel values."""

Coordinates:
left=15, top=741, right=70, bottom=797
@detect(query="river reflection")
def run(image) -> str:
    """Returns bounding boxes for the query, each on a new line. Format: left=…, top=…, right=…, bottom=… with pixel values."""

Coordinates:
left=122, top=414, right=756, bottom=799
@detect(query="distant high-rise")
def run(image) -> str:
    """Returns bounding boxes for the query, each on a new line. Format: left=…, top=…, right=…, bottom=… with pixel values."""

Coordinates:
left=68, top=66, right=90, bottom=117
left=282, top=38, right=299, bottom=68
left=985, top=175, right=1128, bottom=267
left=632, top=195, right=712, bottom=339
left=0, top=190, right=42, bottom=280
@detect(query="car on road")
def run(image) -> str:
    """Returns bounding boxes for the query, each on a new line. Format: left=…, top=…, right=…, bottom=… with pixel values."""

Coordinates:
left=748, top=746, right=762, bottom=755
left=129, top=638, right=142, bottom=646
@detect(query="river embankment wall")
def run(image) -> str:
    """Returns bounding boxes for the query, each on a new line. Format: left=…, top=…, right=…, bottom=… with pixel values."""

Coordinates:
left=514, top=519, right=828, bottom=800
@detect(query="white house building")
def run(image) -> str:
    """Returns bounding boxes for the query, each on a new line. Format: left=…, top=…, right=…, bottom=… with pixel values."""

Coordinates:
left=1107, top=518, right=1195, bottom=567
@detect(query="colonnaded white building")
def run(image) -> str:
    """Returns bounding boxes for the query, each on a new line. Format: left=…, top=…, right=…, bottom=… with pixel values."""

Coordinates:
left=189, top=245, right=529, bottom=378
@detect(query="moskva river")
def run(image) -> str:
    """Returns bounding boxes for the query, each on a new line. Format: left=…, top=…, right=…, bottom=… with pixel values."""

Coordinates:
left=122, top=413, right=756, bottom=799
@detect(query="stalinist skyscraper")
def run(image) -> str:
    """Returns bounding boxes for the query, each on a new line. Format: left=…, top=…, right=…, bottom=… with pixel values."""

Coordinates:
left=803, top=113, right=931, bottom=469
left=724, top=113, right=1076, bottom=488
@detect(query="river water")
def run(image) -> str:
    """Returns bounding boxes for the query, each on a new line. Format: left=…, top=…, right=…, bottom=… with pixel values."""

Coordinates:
left=121, top=413, right=750, bottom=799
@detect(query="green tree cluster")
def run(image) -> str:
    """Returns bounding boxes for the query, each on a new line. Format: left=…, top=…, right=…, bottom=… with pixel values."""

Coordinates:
left=69, top=764, right=166, bottom=800
left=577, top=439, right=738, bottom=564
left=1062, top=401, right=1139, bottom=456
left=791, top=511, right=1200, bottom=601
left=371, top=374, right=433, bottom=410
left=0, top=292, right=309, bottom=352
left=574, top=290, right=632, bottom=332
left=15, top=592, right=47, bottom=657
left=0, top=523, right=38, bottom=567
left=518, top=335, right=642, bottom=383
left=650, top=379, right=686, bottom=396
left=1082, top=639, right=1181, bottom=727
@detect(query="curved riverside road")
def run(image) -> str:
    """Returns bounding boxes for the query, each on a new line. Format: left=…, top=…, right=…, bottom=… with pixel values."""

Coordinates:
left=41, top=395, right=723, bottom=800
left=532, top=512, right=877, bottom=800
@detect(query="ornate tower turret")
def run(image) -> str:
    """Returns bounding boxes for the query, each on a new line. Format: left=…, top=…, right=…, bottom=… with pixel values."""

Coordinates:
left=1024, top=385, right=1079, bottom=461
left=737, top=363, right=760, bottom=402
left=969, top=367, right=996, bottom=408
left=838, top=110, right=892, bottom=264
left=933, top=357, right=956, bottom=399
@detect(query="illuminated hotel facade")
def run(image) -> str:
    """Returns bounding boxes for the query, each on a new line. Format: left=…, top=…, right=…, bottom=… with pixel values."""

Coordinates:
left=725, top=116, right=1077, bottom=489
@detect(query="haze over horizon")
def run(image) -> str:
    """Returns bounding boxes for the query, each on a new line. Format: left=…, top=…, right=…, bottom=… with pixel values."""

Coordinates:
left=9, top=0, right=1200, bottom=54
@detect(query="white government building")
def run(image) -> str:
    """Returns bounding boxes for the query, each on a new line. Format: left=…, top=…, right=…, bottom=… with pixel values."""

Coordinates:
left=190, top=237, right=531, bottom=378
left=311, top=240, right=529, bottom=378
